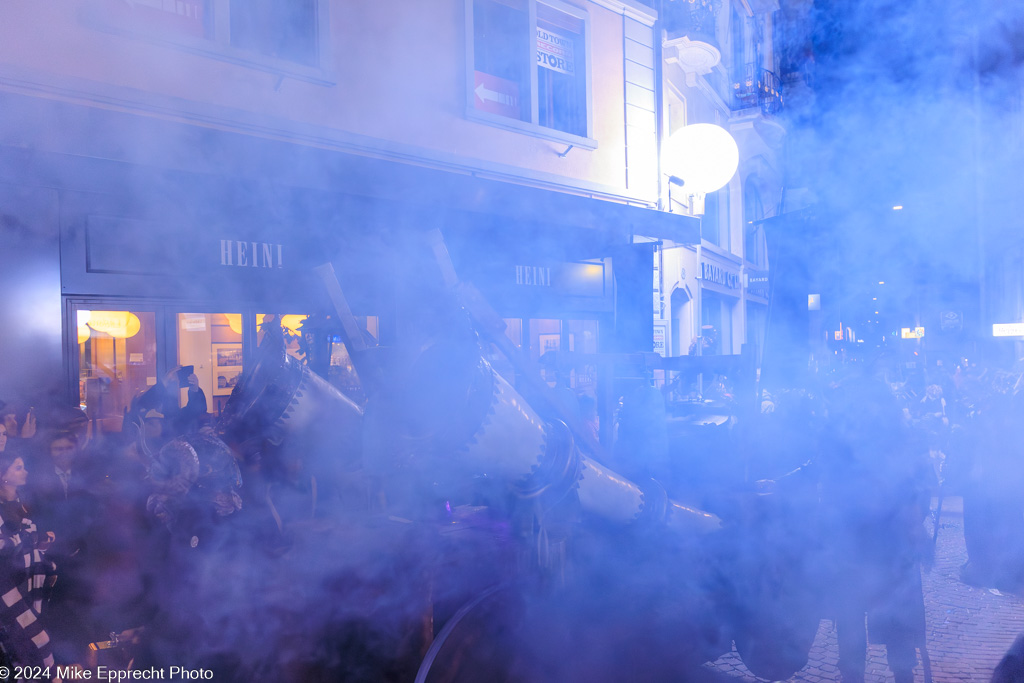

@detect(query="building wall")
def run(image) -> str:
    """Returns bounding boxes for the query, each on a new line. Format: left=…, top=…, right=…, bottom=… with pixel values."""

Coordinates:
left=0, top=0, right=660, bottom=202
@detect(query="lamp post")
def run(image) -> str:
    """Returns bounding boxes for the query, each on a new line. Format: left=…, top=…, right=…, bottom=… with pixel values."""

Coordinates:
left=665, top=122, right=740, bottom=215
left=663, top=123, right=741, bottom=402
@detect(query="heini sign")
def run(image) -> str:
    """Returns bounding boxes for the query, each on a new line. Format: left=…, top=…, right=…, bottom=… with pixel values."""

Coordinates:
left=220, top=240, right=283, bottom=268
left=992, top=322, right=1024, bottom=337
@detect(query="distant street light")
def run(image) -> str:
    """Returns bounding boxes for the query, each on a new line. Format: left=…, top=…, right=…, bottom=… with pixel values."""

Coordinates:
left=665, top=123, right=740, bottom=194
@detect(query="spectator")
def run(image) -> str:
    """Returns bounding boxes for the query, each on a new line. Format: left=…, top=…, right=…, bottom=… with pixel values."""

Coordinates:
left=820, top=373, right=934, bottom=683
left=24, top=431, right=99, bottom=664
left=1, top=402, right=37, bottom=455
left=0, top=450, right=58, bottom=674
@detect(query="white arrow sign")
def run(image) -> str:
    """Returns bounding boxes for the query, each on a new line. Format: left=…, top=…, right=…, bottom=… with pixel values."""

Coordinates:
left=475, top=83, right=517, bottom=108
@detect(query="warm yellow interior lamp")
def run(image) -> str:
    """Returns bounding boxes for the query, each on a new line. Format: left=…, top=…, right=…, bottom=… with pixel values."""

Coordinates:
left=86, top=311, right=141, bottom=339
left=256, top=314, right=307, bottom=335
left=226, top=314, right=244, bottom=336
left=76, top=310, right=92, bottom=344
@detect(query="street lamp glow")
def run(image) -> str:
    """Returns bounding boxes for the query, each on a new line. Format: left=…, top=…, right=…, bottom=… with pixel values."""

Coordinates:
left=665, top=123, right=739, bottom=194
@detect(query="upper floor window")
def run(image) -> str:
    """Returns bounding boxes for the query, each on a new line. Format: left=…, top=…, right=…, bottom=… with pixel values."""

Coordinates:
left=88, top=0, right=329, bottom=79
left=730, top=6, right=746, bottom=83
left=468, top=0, right=593, bottom=144
left=702, top=184, right=730, bottom=250
left=743, top=177, right=766, bottom=267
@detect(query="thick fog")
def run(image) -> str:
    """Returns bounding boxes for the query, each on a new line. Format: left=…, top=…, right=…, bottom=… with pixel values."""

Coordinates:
left=1, top=1, right=1023, bottom=681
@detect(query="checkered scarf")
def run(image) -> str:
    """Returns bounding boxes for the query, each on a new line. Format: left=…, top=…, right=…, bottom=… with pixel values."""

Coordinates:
left=0, top=501, right=57, bottom=669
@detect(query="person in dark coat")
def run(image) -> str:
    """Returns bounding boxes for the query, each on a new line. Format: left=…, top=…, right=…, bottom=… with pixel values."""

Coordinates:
left=992, top=632, right=1024, bottom=683
left=24, top=430, right=99, bottom=664
left=820, top=373, right=935, bottom=683
left=25, top=431, right=97, bottom=557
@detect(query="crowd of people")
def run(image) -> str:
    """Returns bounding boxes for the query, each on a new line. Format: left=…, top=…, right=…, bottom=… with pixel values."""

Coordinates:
left=755, top=355, right=1024, bottom=682
left=888, top=357, right=1024, bottom=593
left=0, top=366, right=208, bottom=678
left=0, top=349, right=1022, bottom=681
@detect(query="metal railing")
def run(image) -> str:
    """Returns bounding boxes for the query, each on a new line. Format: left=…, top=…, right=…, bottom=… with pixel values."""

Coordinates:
left=732, top=63, right=784, bottom=116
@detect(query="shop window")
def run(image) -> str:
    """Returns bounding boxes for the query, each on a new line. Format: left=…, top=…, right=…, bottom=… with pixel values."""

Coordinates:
left=255, top=314, right=309, bottom=361
left=76, top=309, right=157, bottom=433
left=86, top=0, right=328, bottom=76
left=528, top=318, right=599, bottom=392
left=531, top=318, right=564, bottom=361
left=469, top=0, right=592, bottom=142
left=700, top=291, right=732, bottom=356
left=566, top=319, right=598, bottom=393
left=178, top=313, right=244, bottom=416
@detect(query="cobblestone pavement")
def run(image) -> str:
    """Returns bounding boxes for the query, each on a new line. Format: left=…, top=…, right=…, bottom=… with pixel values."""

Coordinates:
left=703, top=496, right=1024, bottom=682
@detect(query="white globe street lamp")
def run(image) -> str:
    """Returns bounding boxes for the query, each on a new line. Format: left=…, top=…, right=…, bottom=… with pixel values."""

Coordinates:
left=665, top=123, right=740, bottom=196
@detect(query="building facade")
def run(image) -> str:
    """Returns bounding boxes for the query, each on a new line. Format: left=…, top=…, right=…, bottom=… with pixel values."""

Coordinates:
left=654, top=0, right=785, bottom=374
left=0, top=0, right=787, bottom=428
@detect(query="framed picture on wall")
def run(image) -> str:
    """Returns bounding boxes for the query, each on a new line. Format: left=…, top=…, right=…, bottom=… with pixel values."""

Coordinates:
left=212, top=343, right=243, bottom=396
left=213, top=343, right=243, bottom=368
left=537, top=333, right=574, bottom=355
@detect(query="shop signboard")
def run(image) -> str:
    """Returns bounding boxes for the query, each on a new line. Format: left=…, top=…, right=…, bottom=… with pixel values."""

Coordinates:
left=512, top=261, right=605, bottom=298
left=992, top=322, right=1024, bottom=337
left=474, top=72, right=521, bottom=119
left=699, top=260, right=740, bottom=291
left=900, top=327, right=925, bottom=339
left=746, top=268, right=769, bottom=300
left=653, top=323, right=667, bottom=356
left=940, top=310, right=963, bottom=331
left=536, top=27, right=575, bottom=75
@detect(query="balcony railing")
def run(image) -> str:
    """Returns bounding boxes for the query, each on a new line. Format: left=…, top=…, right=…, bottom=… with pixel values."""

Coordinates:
left=663, top=0, right=719, bottom=48
left=732, top=64, right=784, bottom=116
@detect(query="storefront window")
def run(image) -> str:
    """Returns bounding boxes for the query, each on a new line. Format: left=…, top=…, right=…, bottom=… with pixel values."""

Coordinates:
left=255, top=313, right=309, bottom=361
left=700, top=291, right=733, bottom=355
left=527, top=318, right=600, bottom=391
left=76, top=308, right=156, bottom=433
left=566, top=319, right=598, bottom=392
left=178, top=313, right=244, bottom=416
left=531, top=318, right=564, bottom=360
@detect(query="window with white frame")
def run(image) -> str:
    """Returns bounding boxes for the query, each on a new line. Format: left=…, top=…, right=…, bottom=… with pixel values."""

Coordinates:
left=702, top=184, right=730, bottom=249
left=743, top=177, right=766, bottom=267
left=468, top=0, right=592, bottom=142
left=86, top=0, right=328, bottom=77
